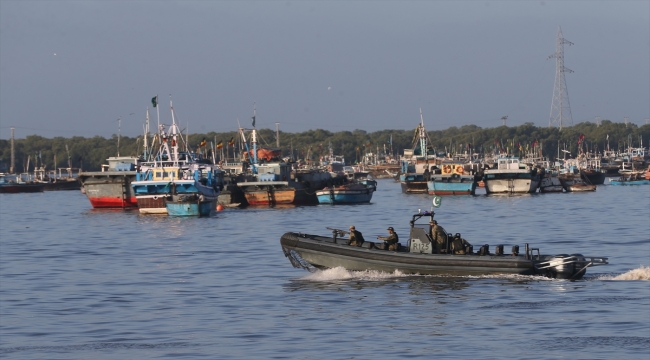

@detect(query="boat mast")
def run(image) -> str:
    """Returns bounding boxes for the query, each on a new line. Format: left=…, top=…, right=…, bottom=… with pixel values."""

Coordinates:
left=419, top=108, right=427, bottom=159
left=117, top=116, right=121, bottom=157
left=10, top=127, right=14, bottom=174
left=169, top=98, right=179, bottom=166
left=144, top=108, right=150, bottom=161
left=251, top=104, right=258, bottom=166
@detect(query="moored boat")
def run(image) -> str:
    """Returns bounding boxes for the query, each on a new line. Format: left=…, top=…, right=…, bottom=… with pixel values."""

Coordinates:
left=281, top=211, right=608, bottom=280
left=483, top=156, right=540, bottom=194
left=0, top=174, right=45, bottom=193
left=399, top=110, right=439, bottom=194
left=316, top=179, right=377, bottom=204
left=427, top=164, right=476, bottom=195
left=77, top=156, right=141, bottom=208
left=539, top=170, right=564, bottom=193
left=610, top=170, right=650, bottom=185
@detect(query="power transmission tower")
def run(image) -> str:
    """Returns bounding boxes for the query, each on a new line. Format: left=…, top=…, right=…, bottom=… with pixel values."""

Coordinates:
left=548, top=26, right=574, bottom=130
left=501, top=116, right=508, bottom=126
left=624, top=117, right=629, bottom=128
left=596, top=116, right=601, bottom=127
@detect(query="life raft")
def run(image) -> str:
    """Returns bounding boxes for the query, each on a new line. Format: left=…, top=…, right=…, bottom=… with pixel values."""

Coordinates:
left=453, top=165, right=464, bottom=175
left=442, top=165, right=453, bottom=174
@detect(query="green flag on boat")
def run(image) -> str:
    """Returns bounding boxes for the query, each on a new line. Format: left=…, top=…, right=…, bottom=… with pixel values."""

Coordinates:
left=151, top=96, right=158, bottom=108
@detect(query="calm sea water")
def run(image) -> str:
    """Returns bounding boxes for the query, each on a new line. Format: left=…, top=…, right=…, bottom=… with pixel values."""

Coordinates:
left=1, top=181, right=649, bottom=360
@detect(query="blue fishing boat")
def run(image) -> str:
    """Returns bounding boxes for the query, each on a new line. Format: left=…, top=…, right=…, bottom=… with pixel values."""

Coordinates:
left=427, top=164, right=476, bottom=195
left=132, top=102, right=224, bottom=214
left=316, top=179, right=377, bottom=204
left=609, top=170, right=649, bottom=185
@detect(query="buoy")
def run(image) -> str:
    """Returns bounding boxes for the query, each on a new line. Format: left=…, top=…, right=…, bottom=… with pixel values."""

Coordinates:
left=216, top=204, right=225, bottom=211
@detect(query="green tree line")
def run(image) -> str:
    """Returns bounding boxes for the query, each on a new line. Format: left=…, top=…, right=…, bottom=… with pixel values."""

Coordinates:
left=1, top=120, right=648, bottom=172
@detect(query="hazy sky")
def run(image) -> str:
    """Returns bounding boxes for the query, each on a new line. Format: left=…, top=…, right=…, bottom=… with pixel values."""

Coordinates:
left=1, top=1, right=648, bottom=139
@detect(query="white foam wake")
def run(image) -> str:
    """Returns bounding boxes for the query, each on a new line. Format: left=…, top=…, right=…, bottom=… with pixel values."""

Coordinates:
left=597, top=266, right=650, bottom=281
left=300, top=267, right=410, bottom=281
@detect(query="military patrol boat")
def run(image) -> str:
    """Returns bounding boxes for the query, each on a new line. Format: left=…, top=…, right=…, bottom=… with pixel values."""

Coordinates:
left=280, top=211, right=608, bottom=280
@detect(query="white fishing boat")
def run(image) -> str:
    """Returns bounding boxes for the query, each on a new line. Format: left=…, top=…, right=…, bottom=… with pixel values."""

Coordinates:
left=483, top=156, right=540, bottom=194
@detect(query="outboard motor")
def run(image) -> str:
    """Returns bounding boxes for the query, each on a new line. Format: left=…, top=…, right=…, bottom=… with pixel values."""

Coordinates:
left=494, top=245, right=504, bottom=256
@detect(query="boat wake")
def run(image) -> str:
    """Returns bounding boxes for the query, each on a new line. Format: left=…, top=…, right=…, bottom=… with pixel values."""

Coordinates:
left=300, top=267, right=410, bottom=282
left=595, top=266, right=650, bottom=281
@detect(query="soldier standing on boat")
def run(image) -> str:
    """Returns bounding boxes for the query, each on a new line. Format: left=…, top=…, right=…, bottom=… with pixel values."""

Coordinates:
left=377, top=227, right=399, bottom=251
left=347, top=226, right=365, bottom=247
left=429, top=220, right=447, bottom=253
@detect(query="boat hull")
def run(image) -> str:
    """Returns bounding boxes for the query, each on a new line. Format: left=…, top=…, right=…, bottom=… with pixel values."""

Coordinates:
left=42, top=179, right=81, bottom=191
left=135, top=195, right=168, bottom=214
left=239, top=181, right=318, bottom=205
left=166, top=196, right=215, bottom=217
left=427, top=176, right=476, bottom=195
left=483, top=174, right=540, bottom=194
left=316, top=188, right=374, bottom=204
left=399, top=181, right=428, bottom=194
left=78, top=171, right=138, bottom=208
left=539, top=176, right=564, bottom=193
left=610, top=179, right=650, bottom=185
left=580, top=170, right=606, bottom=185
left=281, top=232, right=537, bottom=276
left=0, top=183, right=45, bottom=193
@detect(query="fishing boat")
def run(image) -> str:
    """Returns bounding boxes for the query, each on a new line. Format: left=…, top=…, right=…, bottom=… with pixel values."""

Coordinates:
left=427, top=164, right=476, bottom=195
left=609, top=170, right=650, bottom=185
left=235, top=115, right=332, bottom=205
left=280, top=211, right=609, bottom=280
left=0, top=174, right=45, bottom=193
left=539, top=170, right=564, bottom=193
left=563, top=178, right=596, bottom=192
left=132, top=106, right=224, bottom=214
left=78, top=156, right=141, bottom=208
left=399, top=109, right=439, bottom=194
left=316, top=179, right=377, bottom=204
left=482, top=156, right=540, bottom=194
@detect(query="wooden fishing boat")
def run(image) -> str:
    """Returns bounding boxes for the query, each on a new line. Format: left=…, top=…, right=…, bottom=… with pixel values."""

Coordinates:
left=610, top=170, right=650, bottom=185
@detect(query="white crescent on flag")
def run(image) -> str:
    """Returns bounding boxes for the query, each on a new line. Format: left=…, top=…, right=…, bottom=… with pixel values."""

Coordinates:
left=432, top=196, right=442, bottom=208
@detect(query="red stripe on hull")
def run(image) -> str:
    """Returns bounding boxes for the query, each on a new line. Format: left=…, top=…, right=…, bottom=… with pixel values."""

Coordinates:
left=88, top=196, right=138, bottom=208
left=427, top=191, right=473, bottom=196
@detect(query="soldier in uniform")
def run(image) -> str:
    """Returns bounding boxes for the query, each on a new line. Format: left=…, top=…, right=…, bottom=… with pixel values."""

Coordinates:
left=347, top=225, right=365, bottom=247
left=451, top=233, right=471, bottom=255
left=429, top=220, right=447, bottom=253
left=377, top=227, right=399, bottom=251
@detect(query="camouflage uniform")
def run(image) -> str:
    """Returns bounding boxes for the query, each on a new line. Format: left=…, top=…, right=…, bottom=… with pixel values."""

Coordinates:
left=378, top=231, right=399, bottom=251
left=451, top=236, right=471, bottom=255
left=430, top=224, right=447, bottom=253
left=348, top=229, right=365, bottom=247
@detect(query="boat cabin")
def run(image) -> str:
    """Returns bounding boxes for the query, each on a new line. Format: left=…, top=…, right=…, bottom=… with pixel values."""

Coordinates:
left=497, top=157, right=525, bottom=170
left=256, top=163, right=292, bottom=182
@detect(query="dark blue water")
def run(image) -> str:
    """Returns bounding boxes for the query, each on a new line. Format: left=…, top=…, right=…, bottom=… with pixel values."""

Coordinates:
left=1, top=181, right=649, bottom=359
